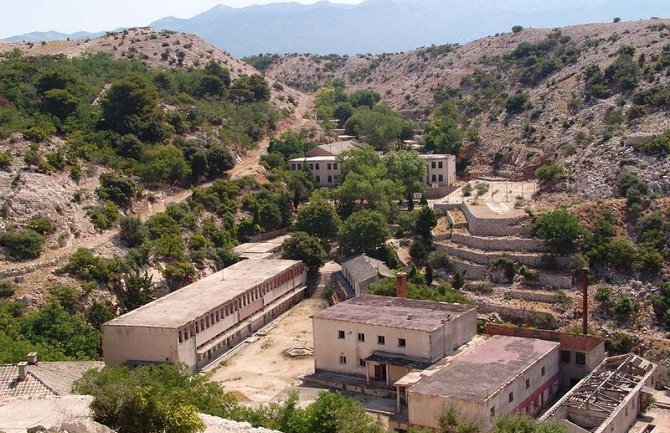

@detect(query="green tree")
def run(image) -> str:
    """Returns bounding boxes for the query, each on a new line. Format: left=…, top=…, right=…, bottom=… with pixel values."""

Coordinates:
left=494, top=414, right=566, bottom=433
left=505, top=92, right=530, bottom=114
left=282, top=232, right=327, bottom=273
left=119, top=271, right=156, bottom=313
left=532, top=208, right=587, bottom=253
left=385, top=150, right=427, bottom=210
left=349, top=89, right=381, bottom=108
left=162, top=262, right=197, bottom=290
left=48, top=284, right=80, bottom=314
left=229, top=74, right=271, bottom=104
left=87, top=301, right=115, bottom=330
left=416, top=206, right=438, bottom=238
left=41, top=88, right=78, bottom=121
left=535, top=163, right=564, bottom=182
left=294, top=200, right=341, bottom=241
left=423, top=101, right=464, bottom=155
left=98, top=173, right=136, bottom=207
left=339, top=210, right=390, bottom=256
left=100, top=73, right=166, bottom=141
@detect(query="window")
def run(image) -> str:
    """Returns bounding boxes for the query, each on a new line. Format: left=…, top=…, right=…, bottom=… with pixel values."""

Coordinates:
left=291, top=163, right=296, bottom=170
left=541, top=366, right=545, bottom=376
left=508, top=392, right=514, bottom=402
left=357, top=333, right=365, bottom=342
left=297, top=164, right=302, bottom=169
left=316, top=163, right=320, bottom=170
left=339, top=355, right=347, bottom=364
left=525, top=378, right=530, bottom=389
left=333, top=163, right=338, bottom=170
left=338, top=330, right=345, bottom=339
left=377, top=335, right=386, bottom=345
left=328, top=175, right=332, bottom=183
left=316, top=176, right=321, bottom=184
left=490, top=407, right=495, bottom=418
left=575, top=352, right=586, bottom=366
left=431, top=161, right=436, bottom=169
left=560, top=350, right=571, bottom=363
left=178, top=330, right=183, bottom=343
left=359, top=359, right=366, bottom=367
left=398, top=338, right=406, bottom=348
left=438, top=162, right=443, bottom=169
left=431, top=175, right=437, bottom=182
left=438, top=175, right=444, bottom=182
left=327, top=163, right=332, bottom=170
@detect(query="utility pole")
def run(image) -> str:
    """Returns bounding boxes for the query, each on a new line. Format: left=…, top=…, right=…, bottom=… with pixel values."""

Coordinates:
left=581, top=267, right=589, bottom=335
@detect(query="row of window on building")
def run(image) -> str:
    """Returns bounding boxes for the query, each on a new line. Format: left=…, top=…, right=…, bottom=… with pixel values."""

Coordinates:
left=337, top=330, right=406, bottom=348
left=178, top=267, right=301, bottom=344
left=291, top=162, right=339, bottom=171
left=431, top=174, right=444, bottom=183
left=560, top=350, right=586, bottom=365
left=430, top=161, right=444, bottom=169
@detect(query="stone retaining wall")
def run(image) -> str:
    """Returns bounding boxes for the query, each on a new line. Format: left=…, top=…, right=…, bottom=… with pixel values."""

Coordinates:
left=461, top=203, right=530, bottom=237
left=477, top=302, right=559, bottom=329
left=528, top=271, right=573, bottom=290
left=436, top=242, right=570, bottom=269
left=451, top=231, right=547, bottom=253
left=506, top=290, right=562, bottom=304
left=451, top=258, right=488, bottom=280
left=446, top=210, right=468, bottom=229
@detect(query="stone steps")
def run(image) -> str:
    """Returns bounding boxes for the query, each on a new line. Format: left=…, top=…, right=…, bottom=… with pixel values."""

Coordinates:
left=450, top=229, right=548, bottom=253
left=435, top=240, right=570, bottom=270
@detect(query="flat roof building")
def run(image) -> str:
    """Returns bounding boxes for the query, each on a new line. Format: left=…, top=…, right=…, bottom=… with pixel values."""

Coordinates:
left=311, top=294, right=477, bottom=389
left=103, top=259, right=306, bottom=371
left=404, top=336, right=560, bottom=431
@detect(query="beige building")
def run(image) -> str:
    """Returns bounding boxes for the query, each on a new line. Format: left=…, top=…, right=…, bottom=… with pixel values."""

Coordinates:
left=103, top=259, right=306, bottom=371
left=340, top=254, right=392, bottom=297
left=420, top=154, right=456, bottom=188
left=289, top=156, right=341, bottom=187
left=540, top=354, right=659, bottom=433
left=404, top=336, right=560, bottom=431
left=289, top=147, right=457, bottom=191
left=311, top=294, right=477, bottom=388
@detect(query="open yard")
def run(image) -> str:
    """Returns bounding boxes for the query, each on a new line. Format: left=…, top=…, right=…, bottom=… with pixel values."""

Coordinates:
left=208, top=297, right=327, bottom=405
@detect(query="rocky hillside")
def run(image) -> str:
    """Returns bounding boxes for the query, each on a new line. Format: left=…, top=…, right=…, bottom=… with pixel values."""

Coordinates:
left=261, top=19, right=670, bottom=198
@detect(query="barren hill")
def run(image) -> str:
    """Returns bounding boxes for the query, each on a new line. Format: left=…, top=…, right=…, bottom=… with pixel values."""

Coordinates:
left=261, top=19, right=670, bottom=198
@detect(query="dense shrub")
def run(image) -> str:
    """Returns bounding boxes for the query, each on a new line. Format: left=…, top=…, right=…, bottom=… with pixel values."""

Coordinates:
left=532, top=208, right=587, bottom=253
left=27, top=216, right=54, bottom=235
left=61, top=248, right=120, bottom=284
left=535, top=163, right=563, bottom=182
left=0, top=229, right=45, bottom=259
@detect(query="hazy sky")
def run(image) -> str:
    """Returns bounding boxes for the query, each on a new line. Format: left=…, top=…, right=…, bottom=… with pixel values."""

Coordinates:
left=0, top=0, right=365, bottom=38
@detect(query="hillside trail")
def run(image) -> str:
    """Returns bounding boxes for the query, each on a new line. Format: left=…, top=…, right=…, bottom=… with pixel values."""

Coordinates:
left=0, top=92, right=316, bottom=277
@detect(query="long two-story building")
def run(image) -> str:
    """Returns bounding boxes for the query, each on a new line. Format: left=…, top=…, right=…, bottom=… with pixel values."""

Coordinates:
left=103, top=259, right=306, bottom=371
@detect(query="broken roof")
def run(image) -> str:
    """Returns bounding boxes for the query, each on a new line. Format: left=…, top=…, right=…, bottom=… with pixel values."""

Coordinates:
left=540, top=354, right=657, bottom=433
left=409, top=336, right=559, bottom=402
left=305, top=140, right=360, bottom=157
left=312, top=295, right=475, bottom=332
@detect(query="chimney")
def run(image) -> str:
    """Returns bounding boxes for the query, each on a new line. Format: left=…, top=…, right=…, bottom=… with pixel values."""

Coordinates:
left=27, top=352, right=38, bottom=365
left=396, top=272, right=408, bottom=299
left=581, top=267, right=589, bottom=335
left=17, top=362, right=28, bottom=381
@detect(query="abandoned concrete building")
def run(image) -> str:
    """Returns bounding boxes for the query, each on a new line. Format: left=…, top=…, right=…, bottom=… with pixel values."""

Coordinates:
left=340, top=253, right=393, bottom=297
left=103, top=259, right=306, bottom=371
left=402, top=336, right=560, bottom=431
left=288, top=140, right=457, bottom=192
left=305, top=273, right=648, bottom=431
left=311, top=289, right=477, bottom=387
left=540, top=354, right=659, bottom=433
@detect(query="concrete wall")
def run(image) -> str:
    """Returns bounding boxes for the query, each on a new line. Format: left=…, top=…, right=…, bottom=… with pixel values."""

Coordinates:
left=313, top=319, right=432, bottom=377
left=103, top=326, right=182, bottom=367
left=461, top=203, right=530, bottom=237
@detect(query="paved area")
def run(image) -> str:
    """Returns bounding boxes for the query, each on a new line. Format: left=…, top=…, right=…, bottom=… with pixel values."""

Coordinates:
left=433, top=180, right=538, bottom=206
left=208, top=297, right=328, bottom=404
